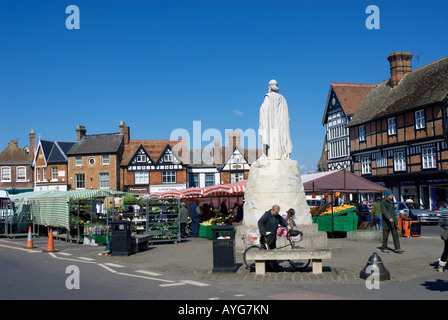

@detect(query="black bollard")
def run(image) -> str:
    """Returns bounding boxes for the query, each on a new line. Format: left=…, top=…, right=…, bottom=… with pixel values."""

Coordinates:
left=360, top=252, right=391, bottom=281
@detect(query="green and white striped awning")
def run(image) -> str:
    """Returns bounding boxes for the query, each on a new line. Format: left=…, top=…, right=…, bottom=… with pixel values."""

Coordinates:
left=10, top=189, right=129, bottom=229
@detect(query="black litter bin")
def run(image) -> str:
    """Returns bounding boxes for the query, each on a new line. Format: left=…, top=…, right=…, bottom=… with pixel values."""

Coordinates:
left=110, top=221, right=132, bottom=256
left=212, top=225, right=236, bottom=272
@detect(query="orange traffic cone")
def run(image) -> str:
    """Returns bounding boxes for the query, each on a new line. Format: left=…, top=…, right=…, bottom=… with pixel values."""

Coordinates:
left=43, top=228, right=58, bottom=252
left=25, top=226, right=35, bottom=248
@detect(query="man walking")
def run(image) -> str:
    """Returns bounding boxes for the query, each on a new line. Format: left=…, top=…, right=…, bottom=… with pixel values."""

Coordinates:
left=380, top=190, right=404, bottom=253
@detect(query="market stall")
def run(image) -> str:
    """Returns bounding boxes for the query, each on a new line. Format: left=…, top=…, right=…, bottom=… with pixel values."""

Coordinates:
left=10, top=189, right=128, bottom=242
left=302, top=170, right=387, bottom=234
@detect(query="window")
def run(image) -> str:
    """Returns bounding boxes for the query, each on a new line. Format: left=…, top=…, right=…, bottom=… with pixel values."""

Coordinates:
left=359, top=125, right=366, bottom=141
left=231, top=172, right=244, bottom=183
left=75, top=173, right=85, bottom=189
left=361, top=157, right=371, bottom=174
left=422, top=147, right=436, bottom=169
left=162, top=171, right=176, bottom=183
left=394, top=151, right=406, bottom=172
left=375, top=151, right=387, bottom=168
left=16, top=167, right=26, bottom=182
left=102, top=155, right=110, bottom=166
left=88, top=157, right=96, bottom=166
left=75, top=157, right=82, bottom=167
left=1, top=167, right=11, bottom=182
left=51, top=167, right=58, bottom=181
left=388, top=117, right=396, bottom=135
left=135, top=171, right=149, bottom=184
left=99, top=173, right=110, bottom=189
left=205, top=174, right=214, bottom=187
left=415, top=110, right=425, bottom=129
left=36, top=168, right=41, bottom=181
left=42, top=167, right=47, bottom=181
left=189, top=174, right=199, bottom=187
left=163, top=153, right=173, bottom=162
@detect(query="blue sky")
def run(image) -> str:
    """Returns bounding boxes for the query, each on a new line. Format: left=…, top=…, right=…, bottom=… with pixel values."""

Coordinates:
left=1, top=0, right=447, bottom=173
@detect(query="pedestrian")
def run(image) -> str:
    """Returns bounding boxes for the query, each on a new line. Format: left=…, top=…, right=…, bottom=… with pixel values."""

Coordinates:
left=257, top=205, right=289, bottom=269
left=235, top=201, right=244, bottom=223
left=370, top=196, right=383, bottom=230
left=437, top=211, right=448, bottom=272
left=189, top=200, right=199, bottom=237
left=179, top=202, right=189, bottom=238
left=220, top=200, right=228, bottom=216
left=380, top=189, right=404, bottom=253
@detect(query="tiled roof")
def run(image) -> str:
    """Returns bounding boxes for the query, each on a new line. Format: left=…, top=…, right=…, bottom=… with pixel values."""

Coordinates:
left=39, top=140, right=76, bottom=163
left=322, top=83, right=374, bottom=125
left=120, top=139, right=186, bottom=166
left=0, top=141, right=32, bottom=164
left=66, top=133, right=124, bottom=155
left=348, top=56, right=448, bottom=127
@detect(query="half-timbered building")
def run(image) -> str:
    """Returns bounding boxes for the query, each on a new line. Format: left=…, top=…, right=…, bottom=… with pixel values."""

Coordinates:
left=321, top=82, right=373, bottom=171
left=120, top=139, right=188, bottom=194
left=348, top=52, right=448, bottom=209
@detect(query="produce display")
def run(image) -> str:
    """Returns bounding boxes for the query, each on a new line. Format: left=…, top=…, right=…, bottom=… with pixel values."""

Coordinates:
left=317, top=204, right=356, bottom=216
left=200, top=217, right=227, bottom=226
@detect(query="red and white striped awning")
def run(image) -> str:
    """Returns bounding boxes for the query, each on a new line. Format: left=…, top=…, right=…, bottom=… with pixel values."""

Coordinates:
left=180, top=187, right=203, bottom=198
left=159, top=190, right=182, bottom=199
left=202, top=184, right=232, bottom=197
left=228, top=180, right=247, bottom=195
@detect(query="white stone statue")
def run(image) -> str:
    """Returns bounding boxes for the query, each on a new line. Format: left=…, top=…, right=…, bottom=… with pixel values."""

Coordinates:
left=259, top=80, right=293, bottom=160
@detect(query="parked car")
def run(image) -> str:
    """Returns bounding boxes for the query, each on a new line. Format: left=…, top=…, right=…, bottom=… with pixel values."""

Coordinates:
left=395, top=201, right=441, bottom=224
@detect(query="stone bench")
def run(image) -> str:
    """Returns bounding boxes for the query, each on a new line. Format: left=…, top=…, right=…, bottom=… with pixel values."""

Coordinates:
left=245, top=248, right=332, bottom=275
left=131, top=235, right=153, bottom=254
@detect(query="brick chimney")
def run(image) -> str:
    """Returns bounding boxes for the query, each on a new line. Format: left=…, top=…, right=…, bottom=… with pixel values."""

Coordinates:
left=387, top=51, right=413, bottom=88
left=29, top=129, right=35, bottom=159
left=228, top=132, right=240, bottom=148
left=76, top=125, right=86, bottom=141
left=213, top=139, right=222, bottom=165
left=119, top=121, right=130, bottom=145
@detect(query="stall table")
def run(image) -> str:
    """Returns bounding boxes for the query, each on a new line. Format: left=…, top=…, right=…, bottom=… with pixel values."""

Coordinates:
left=312, top=209, right=358, bottom=232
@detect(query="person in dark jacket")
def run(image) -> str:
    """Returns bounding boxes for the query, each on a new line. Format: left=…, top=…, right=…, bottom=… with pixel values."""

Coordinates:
left=380, top=190, right=404, bottom=253
left=258, top=205, right=289, bottom=269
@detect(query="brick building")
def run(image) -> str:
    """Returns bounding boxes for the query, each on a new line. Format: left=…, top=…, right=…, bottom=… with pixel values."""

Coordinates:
left=66, top=123, right=126, bottom=190
left=33, top=139, right=75, bottom=191
left=120, top=139, right=188, bottom=194
left=0, top=129, right=35, bottom=194
left=348, top=52, right=448, bottom=209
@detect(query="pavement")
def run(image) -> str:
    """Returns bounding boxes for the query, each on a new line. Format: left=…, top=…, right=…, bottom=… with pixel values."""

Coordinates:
left=5, top=230, right=447, bottom=285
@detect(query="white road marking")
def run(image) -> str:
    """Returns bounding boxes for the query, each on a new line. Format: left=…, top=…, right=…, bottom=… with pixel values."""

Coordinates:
left=103, top=263, right=125, bottom=268
left=78, top=257, right=96, bottom=261
left=136, top=270, right=162, bottom=277
left=181, top=280, right=210, bottom=287
left=159, top=282, right=187, bottom=287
